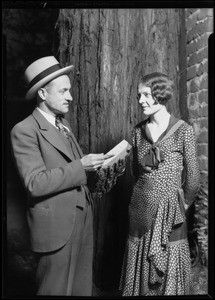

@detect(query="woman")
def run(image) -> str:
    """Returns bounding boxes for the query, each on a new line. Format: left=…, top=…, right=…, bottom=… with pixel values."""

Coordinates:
left=119, top=72, right=200, bottom=296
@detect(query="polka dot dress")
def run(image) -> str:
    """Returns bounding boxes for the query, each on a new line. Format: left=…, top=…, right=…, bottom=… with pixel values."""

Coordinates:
left=119, top=115, right=200, bottom=296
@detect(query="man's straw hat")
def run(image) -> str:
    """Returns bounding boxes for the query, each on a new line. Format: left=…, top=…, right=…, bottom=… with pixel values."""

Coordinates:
left=24, top=56, right=74, bottom=100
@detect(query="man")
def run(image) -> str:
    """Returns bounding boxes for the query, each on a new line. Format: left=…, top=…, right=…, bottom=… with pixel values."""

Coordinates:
left=10, top=56, right=113, bottom=296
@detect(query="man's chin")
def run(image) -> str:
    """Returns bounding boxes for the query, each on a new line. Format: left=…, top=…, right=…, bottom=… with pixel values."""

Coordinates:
left=61, top=108, right=69, bottom=114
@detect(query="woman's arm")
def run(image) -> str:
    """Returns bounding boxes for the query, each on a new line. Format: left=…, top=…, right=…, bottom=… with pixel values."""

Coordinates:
left=182, top=124, right=200, bottom=207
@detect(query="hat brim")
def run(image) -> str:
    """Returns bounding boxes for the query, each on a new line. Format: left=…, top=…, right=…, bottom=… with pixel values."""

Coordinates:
left=25, top=65, right=74, bottom=100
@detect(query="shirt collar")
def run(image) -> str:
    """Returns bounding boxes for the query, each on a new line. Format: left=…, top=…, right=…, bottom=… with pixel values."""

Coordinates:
left=36, top=107, right=70, bottom=131
left=36, top=107, right=56, bottom=127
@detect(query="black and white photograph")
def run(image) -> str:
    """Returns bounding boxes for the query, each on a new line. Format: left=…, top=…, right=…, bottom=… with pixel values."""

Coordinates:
left=2, top=1, right=214, bottom=298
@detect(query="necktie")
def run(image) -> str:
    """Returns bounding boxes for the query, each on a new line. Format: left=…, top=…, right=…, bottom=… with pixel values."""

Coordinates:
left=55, top=115, right=90, bottom=207
left=55, top=115, right=79, bottom=160
left=55, top=116, right=70, bottom=139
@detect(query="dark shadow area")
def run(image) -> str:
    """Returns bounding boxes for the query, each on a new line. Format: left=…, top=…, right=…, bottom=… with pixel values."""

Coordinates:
left=3, top=7, right=59, bottom=296
left=7, top=229, right=37, bottom=297
left=92, top=169, right=132, bottom=294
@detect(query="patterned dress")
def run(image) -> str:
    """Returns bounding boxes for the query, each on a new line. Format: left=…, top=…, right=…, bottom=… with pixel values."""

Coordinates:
left=119, top=114, right=200, bottom=296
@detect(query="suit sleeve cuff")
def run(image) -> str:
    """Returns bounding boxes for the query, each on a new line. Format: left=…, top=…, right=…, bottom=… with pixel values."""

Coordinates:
left=69, top=159, right=87, bottom=185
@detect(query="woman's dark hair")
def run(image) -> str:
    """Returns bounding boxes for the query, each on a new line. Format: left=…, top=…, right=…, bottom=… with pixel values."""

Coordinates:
left=139, top=72, right=174, bottom=105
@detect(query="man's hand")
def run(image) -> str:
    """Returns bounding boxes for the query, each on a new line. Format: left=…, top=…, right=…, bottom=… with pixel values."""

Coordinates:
left=80, top=153, right=113, bottom=171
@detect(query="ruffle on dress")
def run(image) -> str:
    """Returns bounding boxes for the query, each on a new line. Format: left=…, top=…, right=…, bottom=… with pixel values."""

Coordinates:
left=147, top=184, right=187, bottom=286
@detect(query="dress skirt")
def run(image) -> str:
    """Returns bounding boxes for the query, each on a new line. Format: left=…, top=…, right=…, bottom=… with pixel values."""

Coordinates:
left=119, top=232, right=191, bottom=296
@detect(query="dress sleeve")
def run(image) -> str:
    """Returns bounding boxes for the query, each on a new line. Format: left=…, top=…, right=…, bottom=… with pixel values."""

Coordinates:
left=182, top=125, right=200, bottom=206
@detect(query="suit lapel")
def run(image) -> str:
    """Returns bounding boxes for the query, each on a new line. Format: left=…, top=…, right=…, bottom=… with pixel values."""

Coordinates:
left=32, top=109, right=74, bottom=161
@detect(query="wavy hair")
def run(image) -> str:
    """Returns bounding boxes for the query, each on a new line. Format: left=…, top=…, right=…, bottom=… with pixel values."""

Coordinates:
left=139, top=72, right=174, bottom=105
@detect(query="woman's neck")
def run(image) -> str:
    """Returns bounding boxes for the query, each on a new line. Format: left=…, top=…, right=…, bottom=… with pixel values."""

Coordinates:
left=149, top=106, right=170, bottom=127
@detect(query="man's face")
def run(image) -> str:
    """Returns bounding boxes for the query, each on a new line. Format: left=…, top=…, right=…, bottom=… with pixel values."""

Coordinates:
left=42, top=75, right=72, bottom=116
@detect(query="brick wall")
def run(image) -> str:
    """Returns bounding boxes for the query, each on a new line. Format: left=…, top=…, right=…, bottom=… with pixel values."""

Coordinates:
left=186, top=8, right=213, bottom=185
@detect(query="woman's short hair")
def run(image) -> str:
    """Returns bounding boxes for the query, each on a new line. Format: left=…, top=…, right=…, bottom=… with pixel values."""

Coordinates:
left=139, top=72, right=174, bottom=105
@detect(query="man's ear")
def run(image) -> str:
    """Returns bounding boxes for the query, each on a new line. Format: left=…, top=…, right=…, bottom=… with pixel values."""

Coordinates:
left=37, top=88, right=47, bottom=100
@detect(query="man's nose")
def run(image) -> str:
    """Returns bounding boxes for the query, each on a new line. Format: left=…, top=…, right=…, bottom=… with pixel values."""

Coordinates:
left=66, top=92, right=73, bottom=101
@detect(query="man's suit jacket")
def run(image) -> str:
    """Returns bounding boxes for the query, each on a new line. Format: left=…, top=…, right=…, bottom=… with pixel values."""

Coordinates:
left=10, top=108, right=89, bottom=253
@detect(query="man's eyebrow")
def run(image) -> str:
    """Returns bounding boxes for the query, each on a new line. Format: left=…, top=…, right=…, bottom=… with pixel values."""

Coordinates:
left=59, top=87, right=70, bottom=91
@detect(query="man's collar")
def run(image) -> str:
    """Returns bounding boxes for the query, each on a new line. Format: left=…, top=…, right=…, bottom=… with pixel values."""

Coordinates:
left=36, top=107, right=56, bottom=127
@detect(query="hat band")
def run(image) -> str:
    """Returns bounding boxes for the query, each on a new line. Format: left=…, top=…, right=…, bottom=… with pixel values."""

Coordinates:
left=28, top=63, right=62, bottom=89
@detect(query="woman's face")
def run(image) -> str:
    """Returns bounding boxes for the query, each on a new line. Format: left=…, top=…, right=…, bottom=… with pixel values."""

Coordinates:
left=138, top=84, right=163, bottom=116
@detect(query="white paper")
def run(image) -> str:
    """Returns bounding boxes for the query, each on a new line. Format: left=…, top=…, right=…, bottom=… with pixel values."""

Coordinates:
left=102, top=139, right=132, bottom=167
